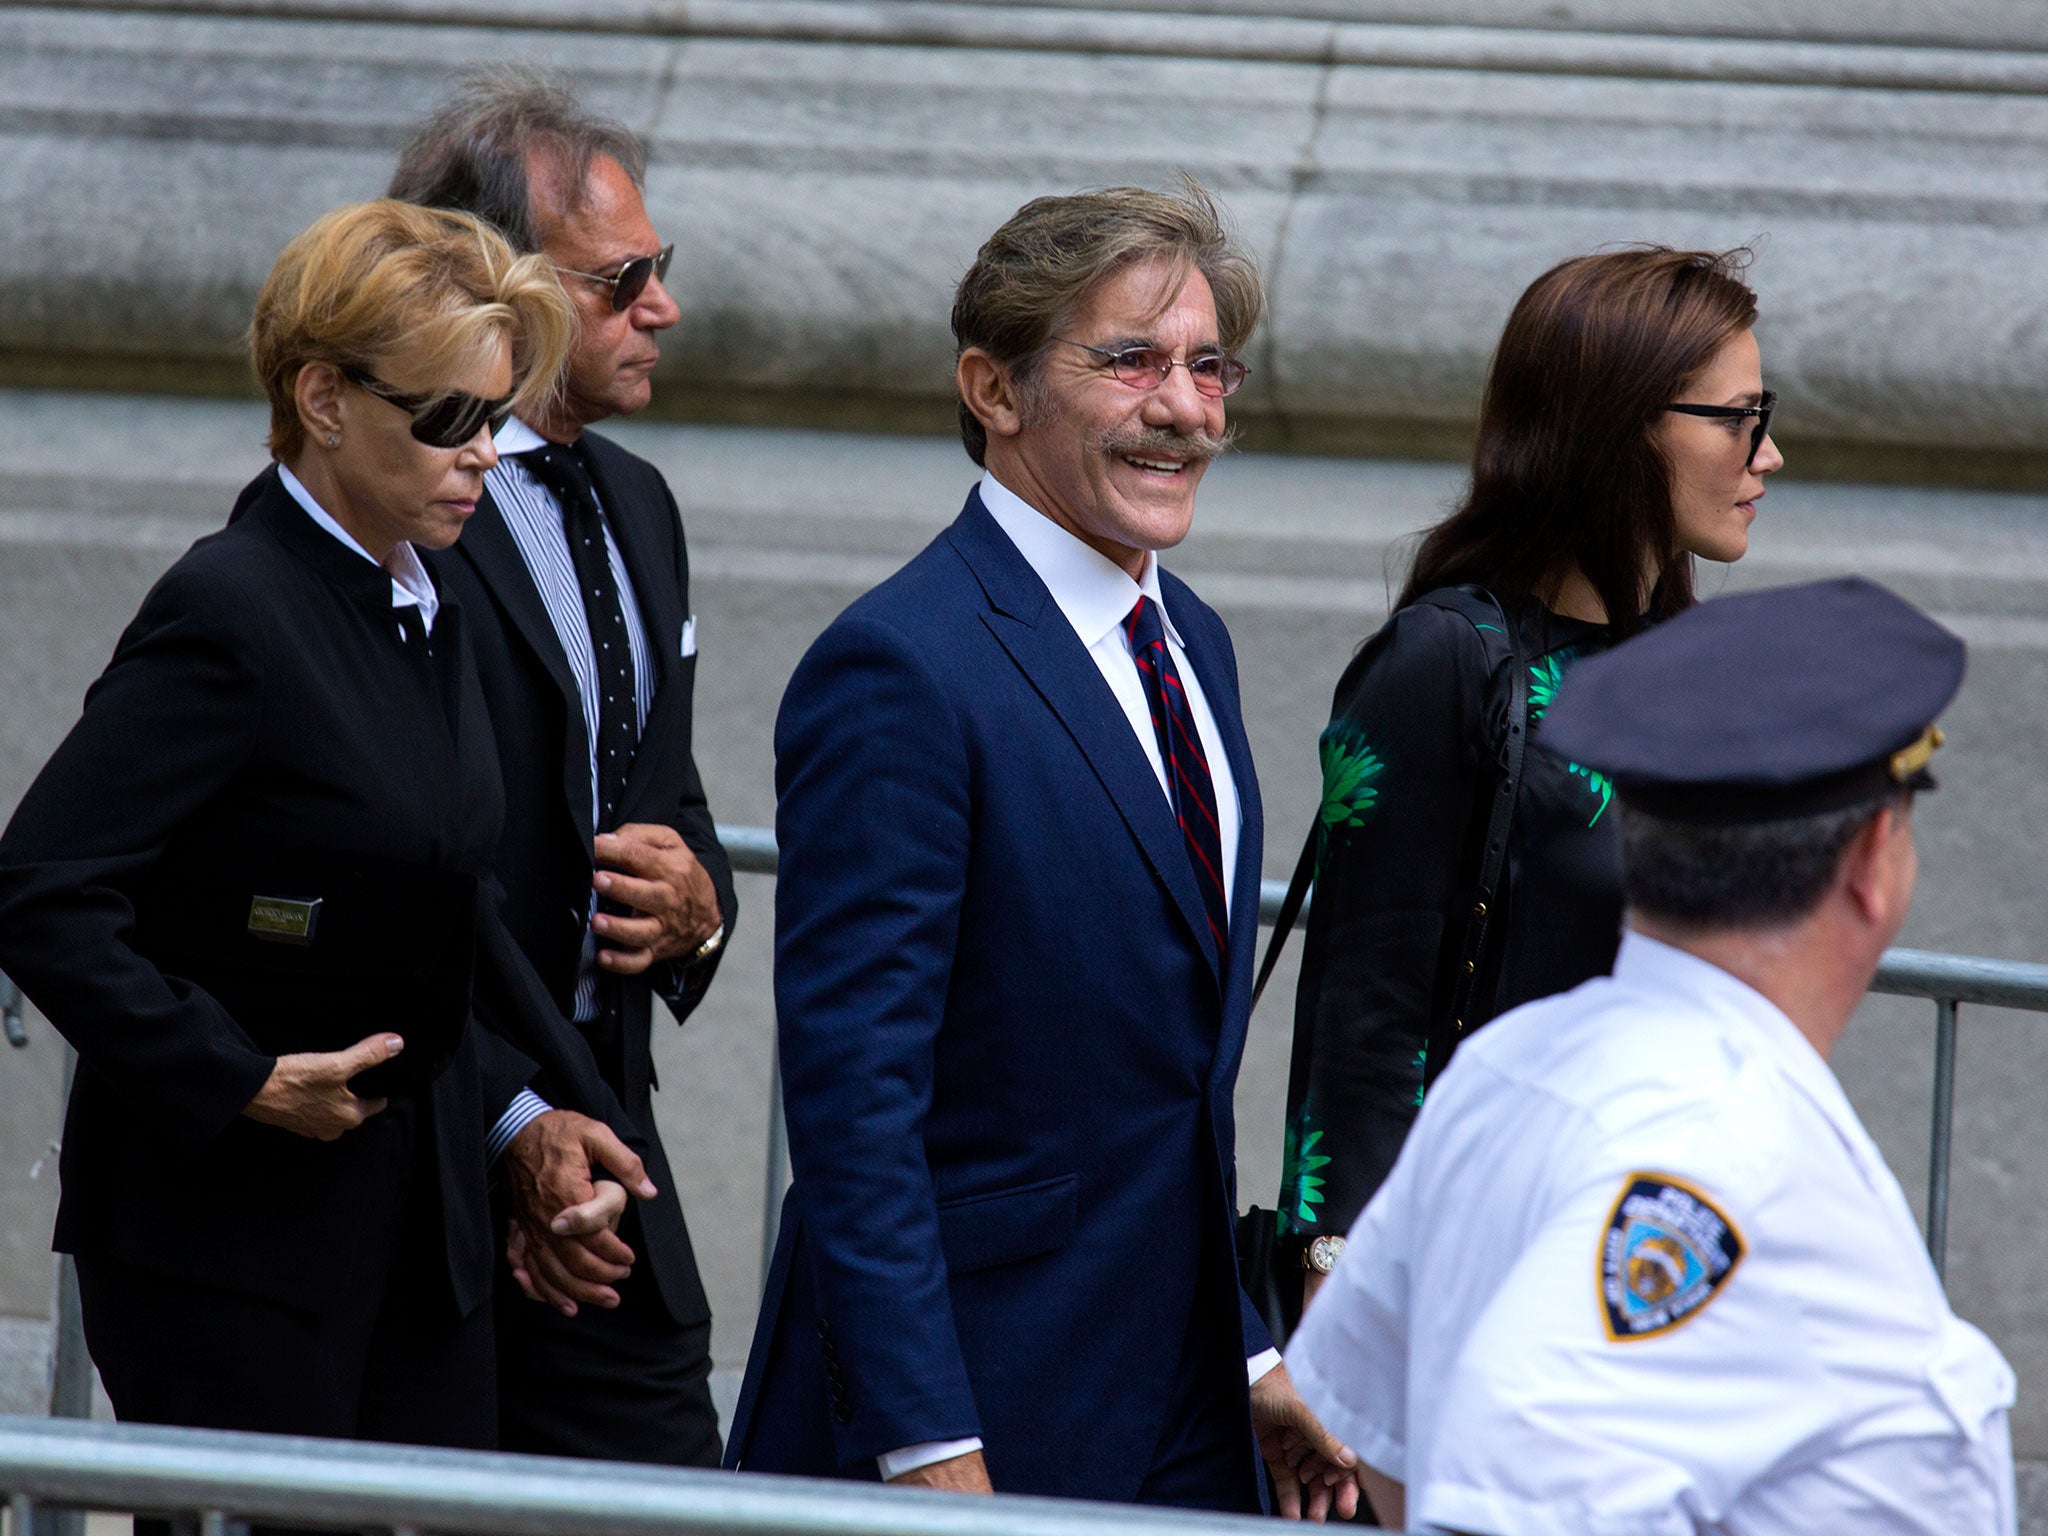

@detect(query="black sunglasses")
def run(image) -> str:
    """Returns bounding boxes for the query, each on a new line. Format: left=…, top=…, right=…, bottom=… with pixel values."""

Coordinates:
left=1057, top=339, right=1249, bottom=398
left=345, top=367, right=515, bottom=449
left=554, top=244, right=675, bottom=312
left=1667, top=389, right=1777, bottom=468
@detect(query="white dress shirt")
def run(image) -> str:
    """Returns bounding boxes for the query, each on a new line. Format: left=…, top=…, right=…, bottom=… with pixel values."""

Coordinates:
left=878, top=474, right=1271, bottom=1483
left=277, top=463, right=438, bottom=634
left=1287, top=930, right=2016, bottom=1536
left=978, top=471, right=1239, bottom=912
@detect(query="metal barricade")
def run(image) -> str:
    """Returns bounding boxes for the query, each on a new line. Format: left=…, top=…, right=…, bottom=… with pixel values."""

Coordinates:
left=0, top=1414, right=1283, bottom=1536
left=715, top=823, right=2048, bottom=1285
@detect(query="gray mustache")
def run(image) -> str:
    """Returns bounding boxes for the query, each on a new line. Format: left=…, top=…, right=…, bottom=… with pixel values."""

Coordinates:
left=1094, top=424, right=1238, bottom=464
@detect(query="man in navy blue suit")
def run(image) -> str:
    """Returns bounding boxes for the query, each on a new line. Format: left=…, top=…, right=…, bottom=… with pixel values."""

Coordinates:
left=727, top=182, right=1361, bottom=1519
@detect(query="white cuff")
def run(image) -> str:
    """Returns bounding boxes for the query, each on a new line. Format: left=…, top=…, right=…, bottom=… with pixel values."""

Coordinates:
left=1248, top=1347, right=1283, bottom=1385
left=877, top=1437, right=984, bottom=1481
left=486, top=1088, right=553, bottom=1163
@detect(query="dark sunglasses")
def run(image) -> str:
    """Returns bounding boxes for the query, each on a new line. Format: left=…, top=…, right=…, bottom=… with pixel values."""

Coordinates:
left=1667, top=388, right=1777, bottom=468
left=554, top=244, right=675, bottom=312
left=1058, top=339, right=1249, bottom=398
left=345, top=367, right=515, bottom=449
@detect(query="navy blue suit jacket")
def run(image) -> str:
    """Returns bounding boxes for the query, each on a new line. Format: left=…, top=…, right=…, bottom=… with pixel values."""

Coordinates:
left=727, top=490, right=1270, bottom=1503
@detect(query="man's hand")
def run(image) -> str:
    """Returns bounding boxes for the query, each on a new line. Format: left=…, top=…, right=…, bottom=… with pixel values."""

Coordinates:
left=591, top=823, right=720, bottom=975
left=1302, top=1268, right=1328, bottom=1312
left=508, top=1178, right=630, bottom=1305
left=886, top=1449, right=994, bottom=1494
left=242, top=1033, right=401, bottom=1140
left=1251, top=1361, right=1362, bottom=1522
left=502, top=1108, right=657, bottom=1316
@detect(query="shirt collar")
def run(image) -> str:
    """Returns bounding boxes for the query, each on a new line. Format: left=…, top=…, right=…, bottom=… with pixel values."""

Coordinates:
left=978, top=471, right=1183, bottom=651
left=1612, top=928, right=1859, bottom=1125
left=494, top=415, right=549, bottom=455
left=275, top=462, right=437, bottom=625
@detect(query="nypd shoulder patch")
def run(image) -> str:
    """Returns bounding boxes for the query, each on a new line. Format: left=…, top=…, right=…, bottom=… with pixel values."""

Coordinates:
left=1599, top=1172, right=1745, bottom=1342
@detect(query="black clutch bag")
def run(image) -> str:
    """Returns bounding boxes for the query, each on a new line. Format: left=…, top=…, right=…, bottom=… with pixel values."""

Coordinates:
left=132, top=841, right=479, bottom=1097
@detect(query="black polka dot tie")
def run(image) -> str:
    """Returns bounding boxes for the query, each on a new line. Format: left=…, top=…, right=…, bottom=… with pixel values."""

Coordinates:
left=516, top=442, right=641, bottom=828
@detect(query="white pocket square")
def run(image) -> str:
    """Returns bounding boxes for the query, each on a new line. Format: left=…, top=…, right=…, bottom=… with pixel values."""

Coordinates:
left=681, top=616, right=698, bottom=658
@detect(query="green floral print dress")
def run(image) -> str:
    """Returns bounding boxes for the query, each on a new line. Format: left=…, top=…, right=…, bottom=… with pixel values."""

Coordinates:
left=1277, top=589, right=1625, bottom=1241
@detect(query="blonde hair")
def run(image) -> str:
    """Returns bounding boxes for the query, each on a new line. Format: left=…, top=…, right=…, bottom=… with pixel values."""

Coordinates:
left=250, top=198, right=573, bottom=459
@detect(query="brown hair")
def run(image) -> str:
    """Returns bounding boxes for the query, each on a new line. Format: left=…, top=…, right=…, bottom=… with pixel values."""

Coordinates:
left=950, top=177, right=1263, bottom=466
left=1398, top=246, right=1759, bottom=632
left=250, top=198, right=573, bottom=460
left=387, top=67, right=648, bottom=255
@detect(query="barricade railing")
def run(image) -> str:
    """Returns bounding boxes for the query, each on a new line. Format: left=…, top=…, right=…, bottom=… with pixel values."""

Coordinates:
left=0, top=1414, right=1292, bottom=1536
left=8, top=823, right=2043, bottom=1439
left=716, top=822, right=2048, bottom=1286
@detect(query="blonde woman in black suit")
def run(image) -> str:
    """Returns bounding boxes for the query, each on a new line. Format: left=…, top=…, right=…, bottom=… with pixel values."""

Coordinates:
left=0, top=200, right=641, bottom=1451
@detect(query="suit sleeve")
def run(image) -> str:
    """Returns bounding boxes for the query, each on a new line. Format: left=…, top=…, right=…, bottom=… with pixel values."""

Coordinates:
left=0, top=567, right=276, bottom=1144
left=653, top=474, right=736, bottom=1023
left=1282, top=603, right=1492, bottom=1235
left=471, top=885, right=635, bottom=1135
left=773, top=613, right=979, bottom=1465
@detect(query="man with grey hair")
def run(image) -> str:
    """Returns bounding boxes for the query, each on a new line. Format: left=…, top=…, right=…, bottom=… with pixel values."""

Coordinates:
left=389, top=71, right=733, bottom=1467
left=727, top=182, right=1360, bottom=1517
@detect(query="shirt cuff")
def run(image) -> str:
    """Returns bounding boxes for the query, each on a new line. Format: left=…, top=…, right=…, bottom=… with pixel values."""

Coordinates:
left=877, top=1437, right=984, bottom=1481
left=1248, top=1347, right=1283, bottom=1385
left=486, top=1088, right=553, bottom=1163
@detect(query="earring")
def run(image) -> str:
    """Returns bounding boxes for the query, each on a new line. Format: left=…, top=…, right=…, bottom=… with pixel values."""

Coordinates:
left=327, top=433, right=339, bottom=448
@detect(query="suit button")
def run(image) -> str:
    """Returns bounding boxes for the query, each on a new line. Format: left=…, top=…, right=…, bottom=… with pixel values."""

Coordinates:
left=816, top=1319, right=832, bottom=1338
left=834, top=1404, right=854, bottom=1425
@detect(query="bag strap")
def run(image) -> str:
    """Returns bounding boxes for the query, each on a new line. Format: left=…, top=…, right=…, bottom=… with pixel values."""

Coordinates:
left=1251, top=819, right=1317, bottom=1012
left=1421, top=588, right=1529, bottom=1084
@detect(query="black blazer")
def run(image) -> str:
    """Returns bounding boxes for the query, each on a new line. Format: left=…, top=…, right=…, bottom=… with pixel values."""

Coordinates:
left=0, top=471, right=607, bottom=1316
left=423, top=427, right=733, bottom=1326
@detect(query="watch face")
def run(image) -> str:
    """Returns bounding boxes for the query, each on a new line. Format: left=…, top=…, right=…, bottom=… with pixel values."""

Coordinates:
left=1309, top=1235, right=1347, bottom=1274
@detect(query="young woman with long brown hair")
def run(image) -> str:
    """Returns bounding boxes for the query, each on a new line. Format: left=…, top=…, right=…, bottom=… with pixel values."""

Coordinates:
left=1275, top=247, right=1783, bottom=1310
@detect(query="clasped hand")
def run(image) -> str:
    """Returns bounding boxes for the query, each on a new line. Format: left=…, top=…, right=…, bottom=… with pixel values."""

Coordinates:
left=502, top=1108, right=657, bottom=1316
left=1252, top=1361, right=1367, bottom=1523
left=590, top=822, right=719, bottom=974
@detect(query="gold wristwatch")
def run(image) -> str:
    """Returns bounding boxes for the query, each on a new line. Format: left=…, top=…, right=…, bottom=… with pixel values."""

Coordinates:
left=1302, top=1235, right=1347, bottom=1275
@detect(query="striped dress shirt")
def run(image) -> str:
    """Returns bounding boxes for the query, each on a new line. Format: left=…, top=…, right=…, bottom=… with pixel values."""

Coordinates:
left=484, top=416, right=661, bottom=1159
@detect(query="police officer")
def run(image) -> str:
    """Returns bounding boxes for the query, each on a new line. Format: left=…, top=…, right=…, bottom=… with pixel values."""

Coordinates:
left=1283, top=576, right=2016, bottom=1534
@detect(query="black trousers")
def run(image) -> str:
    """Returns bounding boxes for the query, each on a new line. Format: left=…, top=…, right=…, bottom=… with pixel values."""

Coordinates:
left=75, top=1104, right=495, bottom=1452
left=494, top=1206, right=721, bottom=1467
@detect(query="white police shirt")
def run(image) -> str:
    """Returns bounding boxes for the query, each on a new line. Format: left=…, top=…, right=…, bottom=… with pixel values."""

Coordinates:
left=1287, top=930, right=2016, bottom=1536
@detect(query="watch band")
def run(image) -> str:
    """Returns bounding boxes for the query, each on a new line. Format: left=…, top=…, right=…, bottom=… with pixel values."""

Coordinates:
left=688, top=922, right=727, bottom=968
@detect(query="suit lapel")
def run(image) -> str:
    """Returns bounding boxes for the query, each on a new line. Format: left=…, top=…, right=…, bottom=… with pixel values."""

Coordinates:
left=583, top=441, right=687, bottom=827
left=949, top=494, right=1223, bottom=985
left=584, top=438, right=683, bottom=687
left=455, top=487, right=595, bottom=846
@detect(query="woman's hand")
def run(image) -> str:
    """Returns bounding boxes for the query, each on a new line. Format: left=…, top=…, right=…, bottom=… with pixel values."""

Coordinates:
left=241, top=1032, right=403, bottom=1140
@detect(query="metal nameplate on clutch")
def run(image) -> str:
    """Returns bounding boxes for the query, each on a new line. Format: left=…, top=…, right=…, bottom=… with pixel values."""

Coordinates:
left=246, top=895, right=322, bottom=946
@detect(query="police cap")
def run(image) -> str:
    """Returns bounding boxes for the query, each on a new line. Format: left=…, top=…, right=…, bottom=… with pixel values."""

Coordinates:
left=1540, top=576, right=1965, bottom=824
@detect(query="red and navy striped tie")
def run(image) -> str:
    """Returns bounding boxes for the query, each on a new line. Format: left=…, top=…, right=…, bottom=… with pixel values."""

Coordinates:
left=1125, top=595, right=1230, bottom=962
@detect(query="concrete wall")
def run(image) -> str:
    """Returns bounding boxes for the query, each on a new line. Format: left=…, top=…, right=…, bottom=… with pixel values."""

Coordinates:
left=6, top=1, right=2048, bottom=476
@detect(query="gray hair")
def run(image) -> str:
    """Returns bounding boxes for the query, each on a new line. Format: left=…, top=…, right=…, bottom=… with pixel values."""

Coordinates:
left=950, top=177, right=1263, bottom=466
left=387, top=67, right=647, bottom=253
left=1620, top=797, right=1902, bottom=930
